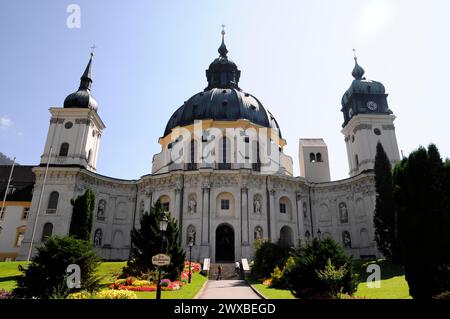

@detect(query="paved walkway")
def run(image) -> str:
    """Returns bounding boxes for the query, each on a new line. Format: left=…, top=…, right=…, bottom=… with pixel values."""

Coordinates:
left=197, top=280, right=261, bottom=299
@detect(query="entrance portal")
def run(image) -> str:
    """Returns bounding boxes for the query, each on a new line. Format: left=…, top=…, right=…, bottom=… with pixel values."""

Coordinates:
left=215, top=224, right=235, bottom=262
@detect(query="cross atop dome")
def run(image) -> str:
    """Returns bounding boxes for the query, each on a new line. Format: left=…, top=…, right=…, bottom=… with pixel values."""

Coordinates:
left=218, top=24, right=228, bottom=58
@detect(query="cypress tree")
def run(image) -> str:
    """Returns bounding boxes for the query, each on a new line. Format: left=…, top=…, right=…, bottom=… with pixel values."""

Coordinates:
left=123, top=200, right=185, bottom=281
left=373, top=142, right=397, bottom=260
left=394, top=144, right=450, bottom=299
left=69, top=189, right=95, bottom=241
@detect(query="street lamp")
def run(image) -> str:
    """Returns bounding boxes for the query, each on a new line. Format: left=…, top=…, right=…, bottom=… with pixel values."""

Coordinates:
left=188, top=239, right=194, bottom=284
left=317, top=228, right=322, bottom=240
left=156, top=212, right=169, bottom=300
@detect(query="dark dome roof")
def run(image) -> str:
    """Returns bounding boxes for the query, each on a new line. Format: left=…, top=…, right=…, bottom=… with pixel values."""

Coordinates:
left=164, top=88, right=282, bottom=137
left=64, top=89, right=98, bottom=110
left=64, top=53, right=98, bottom=111
left=341, top=59, right=385, bottom=106
left=163, top=32, right=282, bottom=138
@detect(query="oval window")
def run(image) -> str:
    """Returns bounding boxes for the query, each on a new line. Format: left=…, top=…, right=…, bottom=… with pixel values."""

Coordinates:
left=65, top=121, right=73, bottom=129
left=374, top=128, right=381, bottom=135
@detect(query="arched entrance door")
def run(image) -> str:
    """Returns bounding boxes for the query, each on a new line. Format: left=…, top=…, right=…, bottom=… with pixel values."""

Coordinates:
left=215, top=224, right=235, bottom=262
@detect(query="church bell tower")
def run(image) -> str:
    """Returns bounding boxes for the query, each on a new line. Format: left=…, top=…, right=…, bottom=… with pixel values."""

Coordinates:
left=40, top=53, right=105, bottom=171
left=340, top=56, right=400, bottom=176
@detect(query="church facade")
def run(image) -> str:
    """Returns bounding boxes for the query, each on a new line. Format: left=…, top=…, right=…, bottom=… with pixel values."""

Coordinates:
left=17, top=33, right=400, bottom=262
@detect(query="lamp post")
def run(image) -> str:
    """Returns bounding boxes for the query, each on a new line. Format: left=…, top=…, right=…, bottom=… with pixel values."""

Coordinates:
left=188, top=239, right=193, bottom=284
left=156, top=212, right=169, bottom=300
left=317, top=228, right=322, bottom=240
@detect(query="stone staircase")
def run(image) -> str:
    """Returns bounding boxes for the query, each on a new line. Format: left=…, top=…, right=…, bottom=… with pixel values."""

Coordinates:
left=208, top=262, right=243, bottom=280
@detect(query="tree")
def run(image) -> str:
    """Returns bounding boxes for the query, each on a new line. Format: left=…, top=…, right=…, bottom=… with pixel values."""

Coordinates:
left=394, top=144, right=450, bottom=299
left=69, top=189, right=95, bottom=241
left=283, top=237, right=357, bottom=299
left=13, top=236, right=100, bottom=299
left=122, top=200, right=185, bottom=281
left=251, top=239, right=287, bottom=279
left=373, top=142, right=398, bottom=260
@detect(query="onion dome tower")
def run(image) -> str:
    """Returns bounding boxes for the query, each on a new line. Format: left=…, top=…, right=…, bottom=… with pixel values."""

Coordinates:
left=340, top=53, right=400, bottom=176
left=63, top=52, right=98, bottom=111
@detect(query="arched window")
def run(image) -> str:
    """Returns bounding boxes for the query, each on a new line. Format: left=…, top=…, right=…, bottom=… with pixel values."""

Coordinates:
left=93, top=229, right=102, bottom=247
left=41, top=223, right=53, bottom=242
left=254, top=226, right=263, bottom=240
left=59, top=143, right=69, bottom=156
left=87, top=149, right=92, bottom=165
left=316, top=152, right=322, bottom=162
left=47, top=191, right=59, bottom=214
left=190, top=139, right=196, bottom=164
left=355, top=154, right=359, bottom=168
left=309, top=152, right=316, bottom=162
left=305, top=230, right=311, bottom=241
left=222, top=137, right=228, bottom=163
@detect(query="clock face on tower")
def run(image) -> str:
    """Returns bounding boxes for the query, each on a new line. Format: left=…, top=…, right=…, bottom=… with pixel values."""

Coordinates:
left=367, top=101, right=378, bottom=111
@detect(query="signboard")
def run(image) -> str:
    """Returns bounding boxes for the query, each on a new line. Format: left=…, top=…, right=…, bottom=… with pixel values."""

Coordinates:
left=152, top=254, right=171, bottom=266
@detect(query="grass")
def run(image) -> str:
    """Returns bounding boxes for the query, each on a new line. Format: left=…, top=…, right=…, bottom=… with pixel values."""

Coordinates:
left=247, top=276, right=296, bottom=299
left=0, top=261, right=207, bottom=299
left=248, top=259, right=411, bottom=299
left=353, top=259, right=411, bottom=299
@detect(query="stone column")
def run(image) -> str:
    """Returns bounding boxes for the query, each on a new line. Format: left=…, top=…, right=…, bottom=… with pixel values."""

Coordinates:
left=241, top=186, right=249, bottom=245
left=269, top=189, right=277, bottom=242
left=295, top=192, right=302, bottom=241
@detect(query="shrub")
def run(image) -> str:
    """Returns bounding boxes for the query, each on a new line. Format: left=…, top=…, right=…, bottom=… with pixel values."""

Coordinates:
left=13, top=236, right=101, bottom=299
left=94, top=290, right=137, bottom=299
left=66, top=291, right=92, bottom=299
left=315, top=258, right=348, bottom=298
left=284, top=237, right=358, bottom=299
left=432, top=291, right=450, bottom=299
left=252, top=239, right=288, bottom=279
left=131, top=280, right=152, bottom=287
left=270, top=256, right=296, bottom=289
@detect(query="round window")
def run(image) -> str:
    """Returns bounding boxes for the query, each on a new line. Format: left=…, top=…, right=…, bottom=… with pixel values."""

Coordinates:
left=64, top=121, right=73, bottom=129
left=351, top=135, right=355, bottom=143
left=374, top=128, right=381, bottom=135
left=92, top=130, right=96, bottom=137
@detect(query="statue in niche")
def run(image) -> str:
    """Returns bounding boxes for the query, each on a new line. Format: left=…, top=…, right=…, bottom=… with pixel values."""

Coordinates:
left=339, top=202, right=348, bottom=223
left=342, top=231, right=352, bottom=248
left=94, top=229, right=102, bottom=247
left=188, top=227, right=196, bottom=245
left=254, top=197, right=261, bottom=214
left=188, top=197, right=197, bottom=214
left=97, top=199, right=106, bottom=221
left=303, top=202, right=308, bottom=219
left=254, top=226, right=263, bottom=240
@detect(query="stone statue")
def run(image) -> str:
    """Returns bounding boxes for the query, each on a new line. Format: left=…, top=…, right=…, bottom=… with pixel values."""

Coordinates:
left=97, top=200, right=106, bottom=221
left=342, top=231, right=351, bottom=248
left=94, top=229, right=102, bottom=247
left=188, top=227, right=196, bottom=245
left=254, top=226, right=263, bottom=240
left=188, top=197, right=197, bottom=214
left=339, top=202, right=348, bottom=223
left=254, top=198, right=261, bottom=214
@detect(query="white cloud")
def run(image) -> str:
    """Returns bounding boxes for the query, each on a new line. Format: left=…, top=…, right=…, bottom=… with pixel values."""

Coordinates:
left=0, top=116, right=13, bottom=130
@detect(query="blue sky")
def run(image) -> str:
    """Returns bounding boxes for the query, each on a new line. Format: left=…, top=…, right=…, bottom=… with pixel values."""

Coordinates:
left=0, top=0, right=449, bottom=180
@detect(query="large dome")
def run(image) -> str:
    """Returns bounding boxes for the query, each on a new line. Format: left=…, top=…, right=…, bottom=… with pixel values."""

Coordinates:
left=163, top=32, right=282, bottom=139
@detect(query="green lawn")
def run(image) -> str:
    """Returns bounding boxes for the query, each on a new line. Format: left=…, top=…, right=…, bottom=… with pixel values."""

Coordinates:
left=0, top=261, right=207, bottom=299
left=353, top=260, right=411, bottom=299
left=247, top=276, right=296, bottom=299
left=248, top=260, right=411, bottom=299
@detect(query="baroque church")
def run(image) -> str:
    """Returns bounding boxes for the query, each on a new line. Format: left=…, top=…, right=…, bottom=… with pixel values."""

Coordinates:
left=17, top=32, right=401, bottom=262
